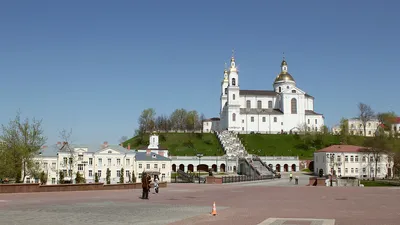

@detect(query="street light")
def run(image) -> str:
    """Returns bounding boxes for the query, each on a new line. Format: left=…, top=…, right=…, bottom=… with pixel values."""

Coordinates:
left=196, top=153, right=203, bottom=184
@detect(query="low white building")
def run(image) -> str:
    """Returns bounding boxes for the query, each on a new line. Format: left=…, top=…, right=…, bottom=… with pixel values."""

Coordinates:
left=332, top=118, right=380, bottom=137
left=26, top=139, right=172, bottom=185
left=258, top=156, right=300, bottom=173
left=314, top=145, right=394, bottom=179
left=202, top=118, right=221, bottom=133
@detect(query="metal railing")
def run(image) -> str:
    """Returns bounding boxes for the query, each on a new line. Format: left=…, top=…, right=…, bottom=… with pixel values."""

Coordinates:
left=222, top=175, right=273, bottom=183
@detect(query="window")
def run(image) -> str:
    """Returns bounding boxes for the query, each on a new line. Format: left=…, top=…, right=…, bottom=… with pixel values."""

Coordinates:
left=338, top=168, right=341, bottom=174
left=359, top=131, right=363, bottom=135
left=292, top=90, right=296, bottom=93
left=242, top=119, right=244, bottom=123
left=26, top=178, right=31, bottom=183
left=146, top=164, right=150, bottom=169
left=98, top=158, right=102, bottom=165
left=162, top=173, right=166, bottom=180
left=368, top=123, right=371, bottom=127
left=44, top=162, right=48, bottom=168
left=126, top=170, right=130, bottom=177
left=308, top=119, right=310, bottom=124
left=52, top=162, right=56, bottom=168
left=233, top=94, right=235, bottom=100
left=162, top=164, right=165, bottom=169
left=139, top=164, right=142, bottom=169
left=52, top=178, right=55, bottom=184
left=278, top=87, right=281, bottom=92
left=345, top=168, right=348, bottom=173
left=257, top=100, right=262, bottom=109
left=355, top=156, right=359, bottom=162
left=154, top=164, right=158, bottom=169
left=98, top=170, right=102, bottom=177
left=355, top=168, right=358, bottom=173
left=350, top=156, right=354, bottom=162
left=246, top=100, right=251, bottom=108
left=232, top=113, right=236, bottom=122
left=78, top=164, right=83, bottom=171
left=251, top=117, right=254, bottom=122
left=368, top=131, right=372, bottom=135
left=362, top=168, right=366, bottom=173
left=377, top=167, right=381, bottom=173
left=139, top=173, right=142, bottom=179
left=68, top=170, right=72, bottom=177
left=117, top=158, right=121, bottom=165
left=273, top=117, right=277, bottom=122
left=242, top=127, right=244, bottom=131
left=351, top=168, right=354, bottom=173
left=232, top=78, right=236, bottom=85
left=370, top=156, right=373, bottom=162
left=63, top=170, right=67, bottom=176
left=345, top=156, right=348, bottom=162
left=291, top=98, right=297, bottom=114
left=117, top=170, right=121, bottom=177
left=262, top=117, right=266, bottom=122
left=268, top=101, right=272, bottom=108
left=63, top=157, right=68, bottom=165
left=224, top=88, right=227, bottom=94
left=89, top=158, right=93, bottom=165
left=126, top=158, right=130, bottom=166
left=108, top=158, right=111, bottom=166
left=69, top=158, right=73, bottom=164
left=337, top=156, right=341, bottom=162
left=362, top=156, right=366, bottom=162
left=78, top=155, right=83, bottom=160
left=315, top=119, right=318, bottom=125
left=89, top=170, right=93, bottom=177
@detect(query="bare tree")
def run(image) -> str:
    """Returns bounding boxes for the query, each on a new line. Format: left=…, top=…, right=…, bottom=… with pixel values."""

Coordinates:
left=59, top=129, right=75, bottom=181
left=170, top=109, right=187, bottom=131
left=186, top=110, right=199, bottom=132
left=362, top=133, right=390, bottom=180
left=119, top=136, right=128, bottom=144
left=138, top=108, right=156, bottom=133
left=0, top=111, right=47, bottom=182
left=358, top=103, right=375, bottom=136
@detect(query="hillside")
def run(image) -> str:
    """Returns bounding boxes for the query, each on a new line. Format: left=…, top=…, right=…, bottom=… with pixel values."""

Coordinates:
left=124, top=133, right=223, bottom=156
left=124, top=132, right=396, bottom=159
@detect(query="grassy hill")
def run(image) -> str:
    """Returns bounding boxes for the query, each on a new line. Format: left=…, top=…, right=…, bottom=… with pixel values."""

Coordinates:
left=123, top=133, right=223, bottom=156
left=124, top=132, right=395, bottom=159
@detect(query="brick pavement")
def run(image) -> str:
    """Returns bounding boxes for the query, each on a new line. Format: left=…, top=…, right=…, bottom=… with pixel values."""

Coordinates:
left=0, top=182, right=399, bottom=225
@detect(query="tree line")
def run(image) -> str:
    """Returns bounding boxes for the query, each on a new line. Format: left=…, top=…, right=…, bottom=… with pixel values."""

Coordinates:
left=136, top=108, right=207, bottom=134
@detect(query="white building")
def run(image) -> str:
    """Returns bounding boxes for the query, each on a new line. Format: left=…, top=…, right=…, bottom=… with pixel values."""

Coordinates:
left=137, top=134, right=169, bottom=157
left=332, top=118, right=380, bottom=137
left=313, top=145, right=394, bottom=179
left=202, top=118, right=220, bottom=133
left=26, top=139, right=172, bottom=185
left=217, top=54, right=324, bottom=134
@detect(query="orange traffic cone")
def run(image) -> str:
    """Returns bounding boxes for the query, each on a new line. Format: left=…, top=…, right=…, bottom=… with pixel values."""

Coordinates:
left=211, top=202, right=217, bottom=216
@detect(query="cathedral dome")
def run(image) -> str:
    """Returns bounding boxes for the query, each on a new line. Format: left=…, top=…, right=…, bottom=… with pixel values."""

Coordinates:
left=274, top=72, right=295, bottom=83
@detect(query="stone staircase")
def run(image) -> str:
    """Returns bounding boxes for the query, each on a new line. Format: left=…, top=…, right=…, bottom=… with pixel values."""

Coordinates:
left=251, top=157, right=274, bottom=176
left=177, top=169, right=194, bottom=183
left=216, top=131, right=247, bottom=158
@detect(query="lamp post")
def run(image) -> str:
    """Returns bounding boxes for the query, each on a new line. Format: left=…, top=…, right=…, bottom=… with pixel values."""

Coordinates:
left=215, top=152, right=218, bottom=173
left=196, top=153, right=203, bottom=184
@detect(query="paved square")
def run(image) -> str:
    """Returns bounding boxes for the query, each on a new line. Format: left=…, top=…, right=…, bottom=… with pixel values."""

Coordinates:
left=1, top=178, right=400, bottom=225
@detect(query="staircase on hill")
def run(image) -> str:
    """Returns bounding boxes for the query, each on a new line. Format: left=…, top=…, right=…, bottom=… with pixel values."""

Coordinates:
left=251, top=158, right=274, bottom=176
left=177, top=169, right=194, bottom=183
left=216, top=131, right=248, bottom=158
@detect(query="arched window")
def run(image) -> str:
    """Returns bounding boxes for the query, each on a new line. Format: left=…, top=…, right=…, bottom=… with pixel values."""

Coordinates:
left=233, top=94, right=235, bottom=100
left=278, top=87, right=281, bottom=92
left=291, top=98, right=297, bottom=114
left=224, top=88, right=227, bottom=94
left=246, top=100, right=251, bottom=108
left=257, top=100, right=262, bottom=109
left=232, top=78, right=236, bottom=86
left=232, top=113, right=236, bottom=122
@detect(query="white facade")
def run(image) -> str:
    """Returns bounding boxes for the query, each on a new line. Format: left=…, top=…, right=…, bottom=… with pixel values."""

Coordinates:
left=332, top=118, right=380, bottom=137
left=219, top=55, right=324, bottom=134
left=170, top=156, right=238, bottom=173
left=313, top=145, right=394, bottom=179
left=135, top=152, right=172, bottom=183
left=202, top=118, right=220, bottom=133
left=258, top=156, right=300, bottom=173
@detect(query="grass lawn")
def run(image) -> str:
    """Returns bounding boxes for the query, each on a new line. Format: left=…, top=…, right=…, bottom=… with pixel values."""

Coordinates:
left=124, top=133, right=223, bottom=156
left=360, top=180, right=400, bottom=187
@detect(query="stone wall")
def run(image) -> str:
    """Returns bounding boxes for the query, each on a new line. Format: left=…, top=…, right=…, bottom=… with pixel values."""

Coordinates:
left=0, top=182, right=167, bottom=194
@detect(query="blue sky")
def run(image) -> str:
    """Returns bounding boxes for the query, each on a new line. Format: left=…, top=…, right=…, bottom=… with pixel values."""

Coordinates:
left=1, top=1, right=399, bottom=145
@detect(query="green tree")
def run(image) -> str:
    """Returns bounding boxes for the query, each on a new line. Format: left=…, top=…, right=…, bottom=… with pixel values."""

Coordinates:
left=0, top=111, right=47, bottom=182
left=138, top=108, right=156, bottom=133
left=362, top=133, right=391, bottom=180
left=59, top=171, right=65, bottom=184
left=75, top=171, right=85, bottom=184
left=39, top=171, right=47, bottom=185
left=94, top=172, right=99, bottom=183
left=120, top=168, right=124, bottom=183
left=358, top=103, right=375, bottom=137
left=339, top=118, right=349, bottom=144
left=106, top=168, right=111, bottom=184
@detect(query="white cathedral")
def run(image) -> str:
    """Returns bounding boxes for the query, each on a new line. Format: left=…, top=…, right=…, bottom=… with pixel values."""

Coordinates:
left=210, top=54, right=325, bottom=134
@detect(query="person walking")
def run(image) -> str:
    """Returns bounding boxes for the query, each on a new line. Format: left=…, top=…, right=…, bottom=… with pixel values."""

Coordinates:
left=289, top=172, right=293, bottom=182
left=153, top=176, right=159, bottom=194
left=141, top=172, right=151, bottom=199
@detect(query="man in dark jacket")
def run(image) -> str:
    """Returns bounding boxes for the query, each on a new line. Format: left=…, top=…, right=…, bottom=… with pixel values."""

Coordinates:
left=141, top=172, right=151, bottom=199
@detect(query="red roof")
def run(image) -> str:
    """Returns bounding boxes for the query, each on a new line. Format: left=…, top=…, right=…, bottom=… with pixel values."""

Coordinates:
left=395, top=117, right=400, bottom=124
left=316, top=145, right=365, bottom=153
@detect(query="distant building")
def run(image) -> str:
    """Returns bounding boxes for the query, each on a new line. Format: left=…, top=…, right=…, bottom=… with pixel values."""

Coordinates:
left=202, top=117, right=220, bottom=133
left=314, top=145, right=394, bottom=179
left=331, top=118, right=380, bottom=137
left=135, top=152, right=172, bottom=183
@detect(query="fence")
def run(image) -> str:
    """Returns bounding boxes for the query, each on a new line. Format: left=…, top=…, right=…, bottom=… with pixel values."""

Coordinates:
left=222, top=175, right=273, bottom=183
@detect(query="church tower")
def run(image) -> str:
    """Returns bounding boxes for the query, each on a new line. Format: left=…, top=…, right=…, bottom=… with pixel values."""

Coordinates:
left=226, top=51, right=241, bottom=131
left=220, top=64, right=229, bottom=114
